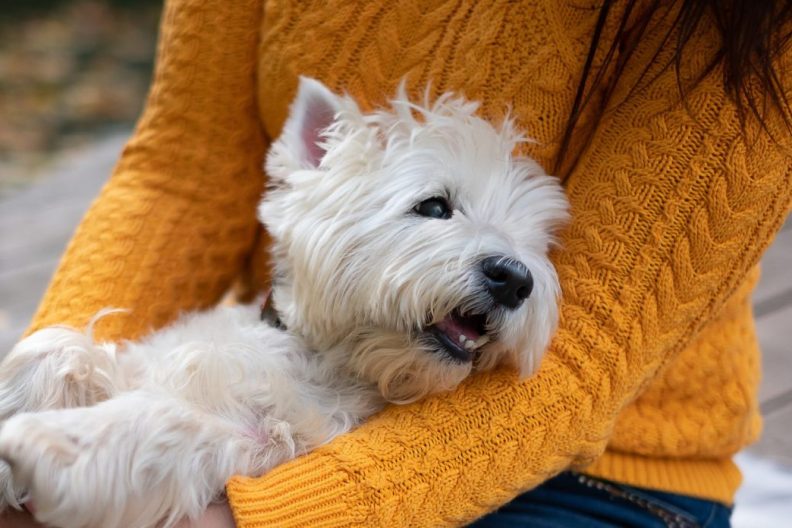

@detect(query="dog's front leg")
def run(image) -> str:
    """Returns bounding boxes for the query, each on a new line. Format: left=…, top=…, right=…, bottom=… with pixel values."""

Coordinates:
left=0, top=326, right=128, bottom=510
left=0, top=389, right=284, bottom=528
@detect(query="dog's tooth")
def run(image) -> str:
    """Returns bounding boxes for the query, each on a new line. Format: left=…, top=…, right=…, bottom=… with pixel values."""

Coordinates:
left=464, top=340, right=475, bottom=350
left=474, top=335, right=490, bottom=348
left=458, top=335, right=466, bottom=344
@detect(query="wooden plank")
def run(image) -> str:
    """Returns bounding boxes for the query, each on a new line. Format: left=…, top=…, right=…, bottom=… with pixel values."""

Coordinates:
left=0, top=201, right=86, bottom=252
left=756, top=303, right=792, bottom=405
left=748, top=404, right=792, bottom=466
left=753, top=221, right=792, bottom=308
left=0, top=135, right=124, bottom=357
left=0, top=137, right=120, bottom=218
left=749, top=216, right=792, bottom=467
left=0, top=241, right=63, bottom=356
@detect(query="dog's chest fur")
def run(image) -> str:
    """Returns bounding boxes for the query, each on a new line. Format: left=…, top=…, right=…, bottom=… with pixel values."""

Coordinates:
left=123, top=305, right=385, bottom=452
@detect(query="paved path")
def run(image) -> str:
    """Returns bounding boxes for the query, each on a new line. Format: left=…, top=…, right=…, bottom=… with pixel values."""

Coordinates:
left=1, top=135, right=790, bottom=523
left=0, top=134, right=128, bottom=353
left=750, top=220, right=792, bottom=466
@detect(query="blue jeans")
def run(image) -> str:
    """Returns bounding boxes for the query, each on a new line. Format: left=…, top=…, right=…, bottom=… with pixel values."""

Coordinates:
left=470, top=472, right=732, bottom=527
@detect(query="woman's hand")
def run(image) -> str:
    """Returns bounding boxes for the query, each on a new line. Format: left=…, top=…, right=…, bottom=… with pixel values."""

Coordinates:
left=0, top=502, right=236, bottom=528
left=0, top=507, right=39, bottom=528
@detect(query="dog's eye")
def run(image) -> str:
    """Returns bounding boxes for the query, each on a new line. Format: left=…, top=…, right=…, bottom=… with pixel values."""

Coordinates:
left=414, top=197, right=452, bottom=219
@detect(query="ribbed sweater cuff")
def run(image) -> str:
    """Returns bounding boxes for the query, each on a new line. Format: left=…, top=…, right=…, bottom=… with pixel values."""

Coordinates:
left=583, top=450, right=743, bottom=506
left=226, top=454, right=364, bottom=528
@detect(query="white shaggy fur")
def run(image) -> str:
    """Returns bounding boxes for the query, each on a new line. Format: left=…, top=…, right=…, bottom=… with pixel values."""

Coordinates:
left=0, top=78, right=568, bottom=528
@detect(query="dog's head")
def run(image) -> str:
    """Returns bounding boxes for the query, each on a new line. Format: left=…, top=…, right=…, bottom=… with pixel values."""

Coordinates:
left=261, top=77, right=568, bottom=403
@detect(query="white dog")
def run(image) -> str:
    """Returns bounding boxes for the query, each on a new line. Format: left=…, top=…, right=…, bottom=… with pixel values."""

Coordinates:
left=0, top=78, right=568, bottom=528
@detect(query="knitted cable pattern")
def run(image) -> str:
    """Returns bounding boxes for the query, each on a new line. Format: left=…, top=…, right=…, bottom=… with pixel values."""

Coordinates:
left=28, top=0, right=792, bottom=526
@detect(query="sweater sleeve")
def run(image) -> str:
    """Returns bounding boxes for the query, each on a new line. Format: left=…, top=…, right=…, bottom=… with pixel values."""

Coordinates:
left=26, top=0, right=267, bottom=342
left=225, top=73, right=792, bottom=525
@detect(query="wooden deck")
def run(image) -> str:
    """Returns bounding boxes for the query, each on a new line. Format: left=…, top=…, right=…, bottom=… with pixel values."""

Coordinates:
left=751, top=219, right=792, bottom=465
left=1, top=135, right=790, bottom=465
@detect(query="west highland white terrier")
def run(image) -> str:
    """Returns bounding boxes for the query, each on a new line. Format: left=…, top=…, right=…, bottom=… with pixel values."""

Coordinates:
left=0, top=78, right=568, bottom=528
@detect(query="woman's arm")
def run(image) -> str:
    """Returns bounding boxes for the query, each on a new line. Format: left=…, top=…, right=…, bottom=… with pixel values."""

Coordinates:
left=27, top=0, right=267, bottom=342
left=224, top=66, right=792, bottom=527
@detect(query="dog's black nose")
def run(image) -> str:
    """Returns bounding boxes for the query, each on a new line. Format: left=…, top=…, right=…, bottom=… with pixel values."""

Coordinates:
left=481, top=256, right=533, bottom=309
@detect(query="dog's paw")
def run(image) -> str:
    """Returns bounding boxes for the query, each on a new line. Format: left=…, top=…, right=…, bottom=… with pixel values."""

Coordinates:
left=0, top=327, right=124, bottom=419
left=0, top=412, right=82, bottom=512
left=0, top=395, right=245, bottom=528
left=0, top=460, right=26, bottom=513
left=0, top=413, right=80, bottom=475
left=0, top=410, right=99, bottom=528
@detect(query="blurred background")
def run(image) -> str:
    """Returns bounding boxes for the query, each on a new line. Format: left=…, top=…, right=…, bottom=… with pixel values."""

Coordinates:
left=0, top=2, right=790, bottom=527
left=0, top=0, right=161, bottom=192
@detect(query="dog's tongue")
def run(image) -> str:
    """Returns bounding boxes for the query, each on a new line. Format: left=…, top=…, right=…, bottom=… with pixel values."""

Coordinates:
left=436, top=314, right=481, bottom=342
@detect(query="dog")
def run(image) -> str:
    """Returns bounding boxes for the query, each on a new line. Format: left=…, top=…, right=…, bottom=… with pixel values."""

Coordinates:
left=0, top=77, right=568, bottom=528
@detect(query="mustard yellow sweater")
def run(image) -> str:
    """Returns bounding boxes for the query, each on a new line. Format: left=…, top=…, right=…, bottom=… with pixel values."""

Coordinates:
left=28, top=0, right=792, bottom=526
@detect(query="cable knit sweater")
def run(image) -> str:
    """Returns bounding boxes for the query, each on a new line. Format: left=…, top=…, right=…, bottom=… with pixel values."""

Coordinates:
left=27, top=0, right=792, bottom=526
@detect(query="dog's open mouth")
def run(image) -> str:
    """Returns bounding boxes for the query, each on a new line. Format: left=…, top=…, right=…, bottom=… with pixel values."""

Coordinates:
left=426, top=310, right=490, bottom=362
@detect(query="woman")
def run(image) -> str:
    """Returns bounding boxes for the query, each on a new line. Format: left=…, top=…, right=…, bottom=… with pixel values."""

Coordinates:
left=7, top=0, right=792, bottom=526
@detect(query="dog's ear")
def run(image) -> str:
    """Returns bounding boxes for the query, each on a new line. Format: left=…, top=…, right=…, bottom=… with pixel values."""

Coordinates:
left=281, top=76, right=344, bottom=168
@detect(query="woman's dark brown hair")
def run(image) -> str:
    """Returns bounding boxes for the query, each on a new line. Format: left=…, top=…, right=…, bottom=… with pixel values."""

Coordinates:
left=556, top=0, right=792, bottom=178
